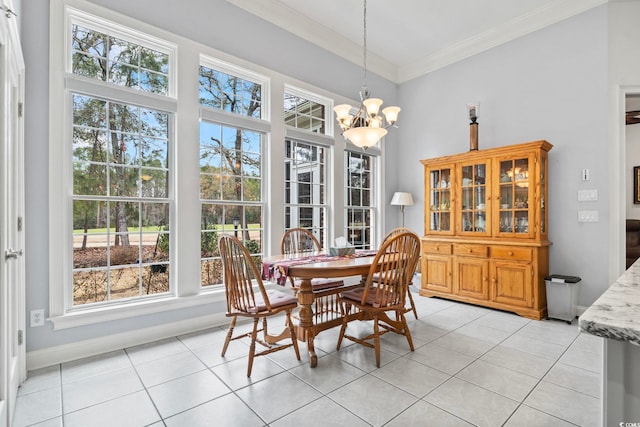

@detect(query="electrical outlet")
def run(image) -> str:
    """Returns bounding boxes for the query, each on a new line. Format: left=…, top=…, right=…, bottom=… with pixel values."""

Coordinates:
left=30, top=309, right=44, bottom=327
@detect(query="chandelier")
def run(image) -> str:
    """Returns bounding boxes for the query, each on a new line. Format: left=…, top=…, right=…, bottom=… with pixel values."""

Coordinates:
left=334, top=0, right=401, bottom=149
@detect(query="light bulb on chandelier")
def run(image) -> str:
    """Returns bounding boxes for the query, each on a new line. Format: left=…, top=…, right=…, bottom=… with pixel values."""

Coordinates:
left=334, top=0, right=401, bottom=149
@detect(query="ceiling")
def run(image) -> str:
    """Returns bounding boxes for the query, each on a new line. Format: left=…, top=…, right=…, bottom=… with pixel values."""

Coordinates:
left=227, top=0, right=606, bottom=83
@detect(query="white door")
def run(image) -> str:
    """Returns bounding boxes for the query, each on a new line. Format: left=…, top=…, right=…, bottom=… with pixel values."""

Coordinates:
left=0, top=2, right=26, bottom=425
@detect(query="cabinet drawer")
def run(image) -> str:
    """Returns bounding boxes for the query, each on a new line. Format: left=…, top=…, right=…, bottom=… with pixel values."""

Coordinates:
left=491, top=246, right=532, bottom=261
left=423, top=242, right=452, bottom=255
left=454, top=244, right=488, bottom=257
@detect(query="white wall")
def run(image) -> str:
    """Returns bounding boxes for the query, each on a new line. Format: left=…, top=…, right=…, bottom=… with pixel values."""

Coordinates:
left=397, top=6, right=609, bottom=308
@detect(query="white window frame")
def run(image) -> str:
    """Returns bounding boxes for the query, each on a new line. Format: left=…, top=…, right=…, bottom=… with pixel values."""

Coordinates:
left=199, top=123, right=267, bottom=290
left=284, top=85, right=334, bottom=136
left=199, top=56, right=271, bottom=135
left=47, top=0, right=385, bottom=330
left=283, top=86, right=335, bottom=247
left=49, top=1, right=187, bottom=329
left=284, top=137, right=331, bottom=247
left=344, top=149, right=378, bottom=249
left=198, top=57, right=270, bottom=290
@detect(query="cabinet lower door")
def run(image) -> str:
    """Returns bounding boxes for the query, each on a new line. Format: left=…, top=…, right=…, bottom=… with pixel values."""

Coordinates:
left=424, top=255, right=453, bottom=293
left=455, top=257, right=489, bottom=300
left=491, top=261, right=532, bottom=307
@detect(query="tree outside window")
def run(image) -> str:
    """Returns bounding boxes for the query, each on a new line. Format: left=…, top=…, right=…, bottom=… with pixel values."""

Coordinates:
left=199, top=65, right=264, bottom=287
left=71, top=22, right=171, bottom=305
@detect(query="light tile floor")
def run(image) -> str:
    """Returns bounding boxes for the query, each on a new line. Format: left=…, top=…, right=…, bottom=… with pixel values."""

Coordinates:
left=12, top=296, right=603, bottom=426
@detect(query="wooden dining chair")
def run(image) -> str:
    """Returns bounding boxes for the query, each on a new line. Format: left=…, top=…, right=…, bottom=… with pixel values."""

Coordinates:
left=377, top=227, right=419, bottom=319
left=280, top=228, right=344, bottom=291
left=219, top=235, right=300, bottom=376
left=280, top=227, right=346, bottom=327
left=336, top=230, right=420, bottom=367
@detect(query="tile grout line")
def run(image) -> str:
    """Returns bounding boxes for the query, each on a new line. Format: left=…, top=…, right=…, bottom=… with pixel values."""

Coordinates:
left=15, top=303, right=602, bottom=427
left=500, top=323, right=590, bottom=426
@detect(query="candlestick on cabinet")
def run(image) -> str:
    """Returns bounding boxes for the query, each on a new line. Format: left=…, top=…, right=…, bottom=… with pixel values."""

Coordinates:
left=467, top=102, right=479, bottom=151
left=470, top=123, right=478, bottom=151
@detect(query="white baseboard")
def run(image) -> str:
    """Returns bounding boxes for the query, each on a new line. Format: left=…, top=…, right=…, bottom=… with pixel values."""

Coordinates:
left=26, top=312, right=228, bottom=371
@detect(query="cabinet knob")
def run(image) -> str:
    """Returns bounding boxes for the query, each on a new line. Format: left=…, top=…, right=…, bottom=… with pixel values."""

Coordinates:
left=468, top=249, right=472, bottom=253
left=508, top=251, right=513, bottom=256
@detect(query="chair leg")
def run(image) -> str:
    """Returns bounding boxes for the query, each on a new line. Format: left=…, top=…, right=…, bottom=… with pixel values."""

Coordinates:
left=221, top=316, right=237, bottom=357
left=400, top=311, right=415, bottom=352
left=247, top=317, right=260, bottom=377
left=336, top=303, right=349, bottom=351
left=373, top=314, right=381, bottom=368
left=287, top=310, right=301, bottom=360
left=407, top=287, right=418, bottom=319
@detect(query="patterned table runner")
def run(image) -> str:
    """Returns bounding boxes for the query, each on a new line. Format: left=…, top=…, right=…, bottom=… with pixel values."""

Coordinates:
left=262, top=250, right=378, bottom=286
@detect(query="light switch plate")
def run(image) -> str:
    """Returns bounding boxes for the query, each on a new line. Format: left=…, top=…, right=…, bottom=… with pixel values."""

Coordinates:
left=578, top=211, right=598, bottom=222
left=578, top=189, right=598, bottom=202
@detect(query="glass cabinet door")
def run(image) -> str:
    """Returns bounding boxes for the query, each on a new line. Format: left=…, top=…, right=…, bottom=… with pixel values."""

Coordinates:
left=428, top=167, right=452, bottom=233
left=460, top=162, right=489, bottom=234
left=497, top=157, right=531, bottom=236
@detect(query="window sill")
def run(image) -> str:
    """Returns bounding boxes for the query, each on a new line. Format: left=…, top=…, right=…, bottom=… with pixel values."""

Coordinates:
left=48, top=289, right=226, bottom=330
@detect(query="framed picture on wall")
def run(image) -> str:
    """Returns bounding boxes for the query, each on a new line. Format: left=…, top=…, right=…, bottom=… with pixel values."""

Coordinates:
left=634, top=166, right=640, bottom=204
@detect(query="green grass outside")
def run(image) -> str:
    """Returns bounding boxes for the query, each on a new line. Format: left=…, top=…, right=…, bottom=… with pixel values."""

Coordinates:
left=73, top=224, right=261, bottom=234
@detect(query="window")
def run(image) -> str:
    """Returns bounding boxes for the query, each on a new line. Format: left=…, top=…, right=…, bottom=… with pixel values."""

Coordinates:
left=72, top=23, right=169, bottom=95
left=72, top=95, right=170, bottom=305
left=199, top=62, right=266, bottom=287
left=50, top=2, right=383, bottom=329
left=199, top=65, right=262, bottom=118
left=284, top=94, right=325, bottom=133
left=284, top=139, right=328, bottom=245
left=49, top=7, right=177, bottom=317
left=345, top=151, right=375, bottom=249
left=284, top=90, right=327, bottom=133
left=283, top=88, right=332, bottom=245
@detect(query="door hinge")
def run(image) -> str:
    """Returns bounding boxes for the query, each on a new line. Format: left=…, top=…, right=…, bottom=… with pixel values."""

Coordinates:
left=18, top=102, right=23, bottom=118
left=18, top=330, right=23, bottom=345
left=18, top=216, right=23, bottom=232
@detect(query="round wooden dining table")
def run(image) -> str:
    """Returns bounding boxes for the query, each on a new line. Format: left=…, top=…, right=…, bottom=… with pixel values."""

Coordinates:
left=262, top=252, right=377, bottom=367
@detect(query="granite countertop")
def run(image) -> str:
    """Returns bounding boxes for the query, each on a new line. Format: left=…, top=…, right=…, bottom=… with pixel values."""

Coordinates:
left=579, top=262, right=640, bottom=346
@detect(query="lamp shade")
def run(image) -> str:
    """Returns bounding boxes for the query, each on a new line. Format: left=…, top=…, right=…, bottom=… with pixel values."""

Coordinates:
left=344, top=126, right=387, bottom=148
left=390, top=192, right=414, bottom=206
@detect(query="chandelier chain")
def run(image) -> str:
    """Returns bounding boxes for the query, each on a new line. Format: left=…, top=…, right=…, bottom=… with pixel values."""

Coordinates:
left=362, top=0, right=368, bottom=94
left=333, top=0, right=400, bottom=149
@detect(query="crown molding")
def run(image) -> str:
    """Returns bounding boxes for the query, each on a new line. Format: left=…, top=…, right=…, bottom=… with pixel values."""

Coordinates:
left=398, top=0, right=608, bottom=82
left=226, top=0, right=398, bottom=81
left=227, top=0, right=606, bottom=84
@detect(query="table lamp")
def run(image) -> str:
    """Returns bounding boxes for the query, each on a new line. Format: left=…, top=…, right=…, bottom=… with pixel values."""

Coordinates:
left=390, top=192, right=414, bottom=227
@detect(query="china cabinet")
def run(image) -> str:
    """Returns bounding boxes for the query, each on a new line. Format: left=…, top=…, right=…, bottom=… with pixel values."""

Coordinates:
left=420, top=140, right=552, bottom=319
